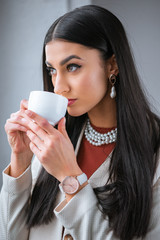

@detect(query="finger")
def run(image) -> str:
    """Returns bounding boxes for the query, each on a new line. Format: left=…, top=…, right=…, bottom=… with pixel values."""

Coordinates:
left=29, top=141, right=41, bottom=159
left=5, top=122, right=28, bottom=134
left=10, top=109, right=25, bottom=119
left=20, top=114, right=49, bottom=141
left=24, top=110, right=54, bottom=134
left=20, top=99, right=28, bottom=110
left=7, top=115, right=29, bottom=129
left=26, top=130, right=44, bottom=150
left=58, top=117, right=69, bottom=140
left=10, top=111, right=21, bottom=118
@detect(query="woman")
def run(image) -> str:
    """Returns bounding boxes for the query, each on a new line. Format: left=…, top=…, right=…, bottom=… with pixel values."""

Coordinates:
left=0, top=5, right=160, bottom=240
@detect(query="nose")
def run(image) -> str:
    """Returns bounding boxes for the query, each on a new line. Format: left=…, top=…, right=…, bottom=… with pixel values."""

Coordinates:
left=53, top=74, right=70, bottom=95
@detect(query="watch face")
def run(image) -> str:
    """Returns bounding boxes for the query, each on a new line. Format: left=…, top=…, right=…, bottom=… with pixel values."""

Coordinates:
left=62, top=176, right=79, bottom=194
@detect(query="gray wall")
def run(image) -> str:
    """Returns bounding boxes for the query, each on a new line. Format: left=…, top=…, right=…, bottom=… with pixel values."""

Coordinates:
left=0, top=0, right=159, bottom=187
left=92, top=0, right=160, bottom=110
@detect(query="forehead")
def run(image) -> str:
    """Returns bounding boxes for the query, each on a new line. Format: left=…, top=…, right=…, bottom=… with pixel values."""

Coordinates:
left=45, top=40, right=101, bottom=63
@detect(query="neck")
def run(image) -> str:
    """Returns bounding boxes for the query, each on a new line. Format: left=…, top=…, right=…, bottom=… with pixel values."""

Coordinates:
left=87, top=95, right=117, bottom=128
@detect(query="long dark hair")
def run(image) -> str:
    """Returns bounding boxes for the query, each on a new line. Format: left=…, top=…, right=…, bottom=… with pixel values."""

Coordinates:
left=27, top=5, right=160, bottom=240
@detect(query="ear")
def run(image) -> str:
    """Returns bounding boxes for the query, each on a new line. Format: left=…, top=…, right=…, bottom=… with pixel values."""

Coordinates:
left=106, top=54, right=119, bottom=76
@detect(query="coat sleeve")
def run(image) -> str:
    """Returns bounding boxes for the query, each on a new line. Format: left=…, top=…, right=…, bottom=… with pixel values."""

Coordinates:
left=54, top=178, right=160, bottom=240
left=0, top=165, right=32, bottom=240
left=54, top=184, right=114, bottom=240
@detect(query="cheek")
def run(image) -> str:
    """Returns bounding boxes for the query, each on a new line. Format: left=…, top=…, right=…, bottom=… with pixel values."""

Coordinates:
left=82, top=70, right=108, bottom=95
left=67, top=66, right=108, bottom=117
left=69, top=73, right=92, bottom=94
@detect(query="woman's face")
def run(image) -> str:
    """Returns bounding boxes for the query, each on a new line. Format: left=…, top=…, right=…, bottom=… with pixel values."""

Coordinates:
left=45, top=40, right=112, bottom=117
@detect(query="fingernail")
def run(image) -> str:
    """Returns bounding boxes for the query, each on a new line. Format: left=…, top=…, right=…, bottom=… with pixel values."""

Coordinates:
left=25, top=110, right=33, bottom=117
left=21, top=118, right=28, bottom=123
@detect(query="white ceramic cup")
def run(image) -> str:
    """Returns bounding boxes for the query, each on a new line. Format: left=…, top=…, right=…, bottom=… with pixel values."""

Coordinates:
left=28, top=91, right=68, bottom=126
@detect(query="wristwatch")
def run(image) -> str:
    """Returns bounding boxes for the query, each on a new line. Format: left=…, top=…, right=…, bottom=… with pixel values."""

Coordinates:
left=59, top=173, right=88, bottom=195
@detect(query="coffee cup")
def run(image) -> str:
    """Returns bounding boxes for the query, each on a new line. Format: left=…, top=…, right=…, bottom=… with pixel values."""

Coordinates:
left=28, top=91, right=68, bottom=126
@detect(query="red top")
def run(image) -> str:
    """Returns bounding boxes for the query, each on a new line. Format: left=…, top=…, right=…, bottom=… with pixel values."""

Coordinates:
left=77, top=124, right=116, bottom=179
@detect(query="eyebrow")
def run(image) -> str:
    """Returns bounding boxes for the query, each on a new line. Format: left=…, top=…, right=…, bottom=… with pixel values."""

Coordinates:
left=45, top=55, right=82, bottom=67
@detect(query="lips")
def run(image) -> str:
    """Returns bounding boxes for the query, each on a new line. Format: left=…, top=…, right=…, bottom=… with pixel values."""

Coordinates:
left=68, top=99, right=77, bottom=106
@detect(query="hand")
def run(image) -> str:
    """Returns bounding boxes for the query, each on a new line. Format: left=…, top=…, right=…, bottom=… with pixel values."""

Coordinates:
left=23, top=110, right=82, bottom=182
left=4, top=100, right=33, bottom=176
left=5, top=100, right=32, bottom=154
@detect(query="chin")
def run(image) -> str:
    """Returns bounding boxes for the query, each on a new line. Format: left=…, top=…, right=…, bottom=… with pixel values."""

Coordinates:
left=67, top=108, right=87, bottom=117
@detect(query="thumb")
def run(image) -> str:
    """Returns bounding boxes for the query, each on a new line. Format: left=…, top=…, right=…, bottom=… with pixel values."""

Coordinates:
left=58, top=117, right=69, bottom=139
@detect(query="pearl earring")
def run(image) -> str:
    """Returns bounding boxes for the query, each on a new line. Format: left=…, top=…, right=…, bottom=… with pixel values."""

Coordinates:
left=109, top=74, right=116, bottom=98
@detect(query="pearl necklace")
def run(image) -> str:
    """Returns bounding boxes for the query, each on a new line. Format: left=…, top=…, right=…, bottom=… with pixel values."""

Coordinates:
left=84, top=119, right=117, bottom=146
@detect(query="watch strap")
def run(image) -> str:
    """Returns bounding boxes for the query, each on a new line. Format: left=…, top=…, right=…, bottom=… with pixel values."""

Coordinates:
left=77, top=173, right=88, bottom=185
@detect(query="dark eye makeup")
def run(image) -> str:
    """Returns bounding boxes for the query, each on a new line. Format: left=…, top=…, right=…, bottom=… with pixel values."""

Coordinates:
left=67, top=63, right=81, bottom=72
left=46, top=63, right=81, bottom=76
left=46, top=66, right=56, bottom=76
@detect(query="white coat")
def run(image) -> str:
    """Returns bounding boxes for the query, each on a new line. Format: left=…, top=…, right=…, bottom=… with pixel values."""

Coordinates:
left=0, top=126, right=160, bottom=240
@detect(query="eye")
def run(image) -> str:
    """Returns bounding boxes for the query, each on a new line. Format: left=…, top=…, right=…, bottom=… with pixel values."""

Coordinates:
left=46, top=67, right=56, bottom=76
left=67, top=64, right=81, bottom=72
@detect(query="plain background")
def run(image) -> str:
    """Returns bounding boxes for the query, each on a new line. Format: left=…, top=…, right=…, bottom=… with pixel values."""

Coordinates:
left=0, top=0, right=160, bottom=187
